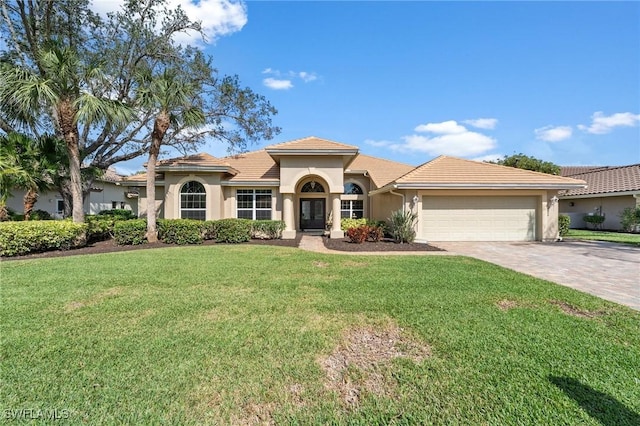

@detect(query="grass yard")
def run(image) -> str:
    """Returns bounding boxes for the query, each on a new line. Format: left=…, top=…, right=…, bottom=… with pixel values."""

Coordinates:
left=2, top=245, right=639, bottom=424
left=566, top=229, right=640, bottom=246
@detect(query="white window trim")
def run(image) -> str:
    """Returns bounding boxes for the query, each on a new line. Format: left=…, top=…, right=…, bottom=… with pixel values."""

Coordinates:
left=236, top=189, right=273, bottom=220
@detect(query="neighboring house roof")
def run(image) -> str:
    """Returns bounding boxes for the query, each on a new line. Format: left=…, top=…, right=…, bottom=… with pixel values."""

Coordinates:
left=348, top=154, right=414, bottom=189
left=560, top=166, right=609, bottom=177
left=372, top=156, right=587, bottom=192
left=101, top=167, right=123, bottom=183
left=559, top=163, right=640, bottom=197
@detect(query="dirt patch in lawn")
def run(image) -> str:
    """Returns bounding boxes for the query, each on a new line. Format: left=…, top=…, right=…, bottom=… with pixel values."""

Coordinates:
left=549, top=300, right=605, bottom=319
left=318, top=323, right=430, bottom=408
left=65, top=287, right=123, bottom=312
left=312, top=260, right=330, bottom=268
left=496, top=299, right=521, bottom=311
left=324, top=237, right=444, bottom=253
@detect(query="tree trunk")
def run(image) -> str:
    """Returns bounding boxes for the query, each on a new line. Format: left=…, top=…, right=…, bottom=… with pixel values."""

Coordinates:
left=57, top=100, right=84, bottom=224
left=23, top=188, right=38, bottom=221
left=59, top=182, right=73, bottom=218
left=146, top=111, right=170, bottom=243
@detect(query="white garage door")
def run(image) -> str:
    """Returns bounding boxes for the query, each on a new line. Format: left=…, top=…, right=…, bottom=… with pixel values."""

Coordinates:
left=422, top=196, right=537, bottom=241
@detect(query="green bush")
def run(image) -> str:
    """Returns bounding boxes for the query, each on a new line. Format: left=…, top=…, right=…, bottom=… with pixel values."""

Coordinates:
left=114, top=219, right=147, bottom=245
left=0, top=220, right=87, bottom=256
left=558, top=214, right=570, bottom=237
left=620, top=207, right=640, bottom=232
left=583, top=214, right=605, bottom=229
left=97, top=209, right=136, bottom=220
left=215, top=219, right=252, bottom=243
left=202, top=221, right=218, bottom=241
left=251, top=220, right=285, bottom=239
left=30, top=209, right=52, bottom=220
left=158, top=219, right=204, bottom=245
left=85, top=215, right=117, bottom=242
left=340, top=218, right=368, bottom=231
left=388, top=209, right=417, bottom=243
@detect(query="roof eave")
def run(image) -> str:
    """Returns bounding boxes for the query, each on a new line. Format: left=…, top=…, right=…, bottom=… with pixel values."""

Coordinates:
left=394, top=183, right=588, bottom=189
left=221, top=180, right=280, bottom=187
left=559, top=190, right=640, bottom=199
left=155, top=165, right=239, bottom=175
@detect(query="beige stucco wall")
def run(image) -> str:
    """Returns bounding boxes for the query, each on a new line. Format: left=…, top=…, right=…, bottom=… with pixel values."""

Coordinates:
left=159, top=173, right=222, bottom=220
left=137, top=185, right=165, bottom=219
left=222, top=186, right=281, bottom=220
left=370, top=191, right=404, bottom=223
left=559, top=194, right=637, bottom=230
left=279, top=157, right=345, bottom=194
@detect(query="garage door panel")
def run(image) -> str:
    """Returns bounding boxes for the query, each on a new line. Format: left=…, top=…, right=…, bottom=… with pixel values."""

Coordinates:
left=422, top=196, right=537, bottom=241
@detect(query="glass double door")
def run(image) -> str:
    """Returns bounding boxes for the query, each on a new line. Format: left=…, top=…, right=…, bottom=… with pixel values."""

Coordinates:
left=300, top=198, right=325, bottom=230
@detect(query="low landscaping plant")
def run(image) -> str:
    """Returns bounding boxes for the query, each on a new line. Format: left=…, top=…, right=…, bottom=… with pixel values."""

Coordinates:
left=340, top=217, right=368, bottom=231
left=558, top=214, right=570, bottom=237
left=97, top=209, right=136, bottom=220
left=346, top=224, right=384, bottom=244
left=388, top=209, right=417, bottom=243
left=202, top=220, right=218, bottom=241
left=619, top=207, right=640, bottom=233
left=158, top=219, right=204, bottom=245
left=113, top=219, right=147, bottom=245
left=0, top=220, right=87, bottom=256
left=583, top=214, right=605, bottom=229
left=251, top=220, right=285, bottom=239
left=215, top=218, right=252, bottom=243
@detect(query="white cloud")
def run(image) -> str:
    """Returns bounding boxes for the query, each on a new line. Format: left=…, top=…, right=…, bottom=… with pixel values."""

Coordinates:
left=91, top=0, right=247, bottom=45
left=298, top=71, right=318, bottom=82
left=578, top=111, right=640, bottom=134
left=392, top=132, right=497, bottom=157
left=463, top=118, right=498, bottom=130
left=415, top=120, right=466, bottom=134
left=262, top=78, right=293, bottom=90
left=534, top=125, right=573, bottom=142
left=364, top=139, right=393, bottom=147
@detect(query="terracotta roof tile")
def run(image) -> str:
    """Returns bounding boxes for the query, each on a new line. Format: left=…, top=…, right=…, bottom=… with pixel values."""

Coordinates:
left=395, top=156, right=586, bottom=187
left=561, top=166, right=608, bottom=177
left=156, top=152, right=231, bottom=167
left=223, top=150, right=279, bottom=182
left=560, top=164, right=640, bottom=196
left=265, top=136, right=358, bottom=151
left=348, top=154, right=414, bottom=188
left=100, top=167, right=123, bottom=182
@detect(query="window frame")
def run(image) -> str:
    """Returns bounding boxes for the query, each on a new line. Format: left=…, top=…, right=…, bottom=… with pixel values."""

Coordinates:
left=236, top=189, right=273, bottom=220
left=180, top=181, right=207, bottom=220
left=341, top=199, right=364, bottom=219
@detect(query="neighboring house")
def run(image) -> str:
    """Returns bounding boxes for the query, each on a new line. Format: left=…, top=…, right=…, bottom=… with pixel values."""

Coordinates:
left=559, top=164, right=640, bottom=230
left=6, top=168, right=136, bottom=218
left=122, top=136, right=586, bottom=242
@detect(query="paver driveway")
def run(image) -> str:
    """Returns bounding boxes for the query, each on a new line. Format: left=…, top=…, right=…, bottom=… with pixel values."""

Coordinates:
left=432, top=240, right=640, bottom=311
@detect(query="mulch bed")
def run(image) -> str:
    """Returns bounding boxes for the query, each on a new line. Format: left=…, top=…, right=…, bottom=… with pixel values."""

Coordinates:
left=2, top=233, right=445, bottom=261
left=324, top=237, right=444, bottom=252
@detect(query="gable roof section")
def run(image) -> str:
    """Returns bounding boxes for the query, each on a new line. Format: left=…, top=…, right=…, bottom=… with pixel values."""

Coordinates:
left=559, top=164, right=640, bottom=197
left=265, top=136, right=359, bottom=152
left=155, top=153, right=237, bottom=173
left=374, top=156, right=586, bottom=191
left=347, top=154, right=414, bottom=189
left=223, top=150, right=279, bottom=184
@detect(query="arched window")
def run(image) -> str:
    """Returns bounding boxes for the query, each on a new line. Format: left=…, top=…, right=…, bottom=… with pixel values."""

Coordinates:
left=343, top=183, right=363, bottom=194
left=180, top=181, right=206, bottom=220
left=301, top=181, right=325, bottom=193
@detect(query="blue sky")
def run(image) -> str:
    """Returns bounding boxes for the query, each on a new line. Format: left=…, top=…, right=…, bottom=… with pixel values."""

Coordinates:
left=104, top=1, right=639, bottom=173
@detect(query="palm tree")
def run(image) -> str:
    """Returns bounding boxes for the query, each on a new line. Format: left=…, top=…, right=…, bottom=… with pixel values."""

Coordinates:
left=0, top=44, right=132, bottom=224
left=0, top=133, right=64, bottom=220
left=136, top=68, right=206, bottom=242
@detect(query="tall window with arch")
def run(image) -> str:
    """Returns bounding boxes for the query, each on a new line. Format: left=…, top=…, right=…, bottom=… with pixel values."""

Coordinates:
left=341, top=182, right=364, bottom=218
left=180, top=181, right=206, bottom=220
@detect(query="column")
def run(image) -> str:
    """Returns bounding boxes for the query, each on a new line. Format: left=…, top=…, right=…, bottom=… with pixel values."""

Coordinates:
left=282, top=193, right=296, bottom=239
left=330, top=193, right=344, bottom=239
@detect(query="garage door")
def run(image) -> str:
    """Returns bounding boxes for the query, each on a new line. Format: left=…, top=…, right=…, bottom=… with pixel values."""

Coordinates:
left=422, top=196, right=537, bottom=241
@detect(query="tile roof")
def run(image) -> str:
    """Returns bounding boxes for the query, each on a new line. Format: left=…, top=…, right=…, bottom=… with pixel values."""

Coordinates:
left=560, top=166, right=608, bottom=177
left=100, top=167, right=123, bottom=183
left=348, top=154, right=414, bottom=189
left=559, top=164, right=640, bottom=196
left=265, top=136, right=359, bottom=151
left=223, top=150, right=280, bottom=182
left=393, top=156, right=587, bottom=187
left=156, top=152, right=231, bottom=168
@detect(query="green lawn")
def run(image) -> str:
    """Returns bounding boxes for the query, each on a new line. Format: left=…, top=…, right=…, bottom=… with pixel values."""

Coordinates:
left=2, top=246, right=639, bottom=424
left=566, top=229, right=640, bottom=246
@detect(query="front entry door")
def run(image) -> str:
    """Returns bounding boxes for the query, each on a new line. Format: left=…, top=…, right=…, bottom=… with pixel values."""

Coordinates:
left=300, top=198, right=326, bottom=230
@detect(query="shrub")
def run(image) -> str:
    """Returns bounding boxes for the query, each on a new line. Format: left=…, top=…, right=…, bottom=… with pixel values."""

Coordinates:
left=583, top=214, right=605, bottom=229
left=368, top=225, right=384, bottom=242
left=215, top=218, right=252, bottom=243
left=0, top=220, right=87, bottom=256
left=158, top=219, right=203, bottom=245
left=346, top=226, right=368, bottom=244
left=202, top=220, right=218, bottom=240
left=114, top=219, right=147, bottom=245
left=341, top=218, right=368, bottom=231
left=30, top=209, right=52, bottom=220
left=620, top=207, right=640, bottom=232
left=388, top=209, right=417, bottom=243
left=98, top=209, right=136, bottom=220
left=558, top=214, right=570, bottom=237
left=85, top=215, right=117, bottom=242
left=251, top=220, right=285, bottom=239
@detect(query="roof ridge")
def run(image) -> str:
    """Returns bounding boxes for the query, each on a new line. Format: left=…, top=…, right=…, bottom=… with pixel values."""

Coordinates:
left=354, top=152, right=415, bottom=168
left=565, top=163, right=639, bottom=177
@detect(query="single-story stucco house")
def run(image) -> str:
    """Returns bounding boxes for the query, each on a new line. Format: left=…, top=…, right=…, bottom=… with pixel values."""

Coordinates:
left=7, top=168, right=136, bottom=218
left=559, top=164, right=640, bottom=230
left=121, top=136, right=586, bottom=242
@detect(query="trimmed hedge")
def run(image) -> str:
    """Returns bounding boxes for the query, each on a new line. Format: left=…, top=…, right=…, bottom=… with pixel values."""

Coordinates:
left=341, top=218, right=368, bottom=231
left=558, top=214, right=570, bottom=237
left=202, top=221, right=218, bottom=241
left=114, top=220, right=147, bottom=245
left=158, top=219, right=203, bottom=245
left=0, top=220, right=87, bottom=256
left=215, top=218, right=252, bottom=243
left=97, top=209, right=136, bottom=220
left=251, top=220, right=285, bottom=239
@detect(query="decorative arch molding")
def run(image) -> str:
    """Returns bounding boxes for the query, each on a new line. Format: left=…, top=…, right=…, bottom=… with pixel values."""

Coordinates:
left=173, top=175, right=211, bottom=220
left=281, top=169, right=343, bottom=194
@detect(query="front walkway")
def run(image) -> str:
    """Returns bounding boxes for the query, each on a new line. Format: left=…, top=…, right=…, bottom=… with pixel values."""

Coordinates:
left=298, top=235, right=640, bottom=311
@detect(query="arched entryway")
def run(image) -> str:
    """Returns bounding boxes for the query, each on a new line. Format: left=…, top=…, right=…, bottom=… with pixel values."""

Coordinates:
left=298, top=177, right=327, bottom=231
